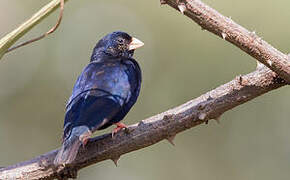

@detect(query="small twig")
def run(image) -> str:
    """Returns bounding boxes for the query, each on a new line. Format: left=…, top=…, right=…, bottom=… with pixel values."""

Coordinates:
left=5, top=0, right=64, bottom=53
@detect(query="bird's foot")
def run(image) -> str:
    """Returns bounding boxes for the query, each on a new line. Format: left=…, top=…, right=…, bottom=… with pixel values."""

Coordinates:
left=112, top=122, right=128, bottom=138
left=79, top=130, right=92, bottom=148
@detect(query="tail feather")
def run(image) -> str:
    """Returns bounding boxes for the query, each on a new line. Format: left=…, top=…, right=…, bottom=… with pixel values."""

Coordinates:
left=54, top=126, right=90, bottom=165
left=54, top=134, right=82, bottom=165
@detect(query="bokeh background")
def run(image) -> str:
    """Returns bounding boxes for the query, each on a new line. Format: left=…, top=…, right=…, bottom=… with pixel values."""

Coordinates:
left=1, top=0, right=290, bottom=179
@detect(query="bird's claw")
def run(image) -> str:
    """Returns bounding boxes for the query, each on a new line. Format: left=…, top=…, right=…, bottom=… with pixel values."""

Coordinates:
left=79, top=130, right=92, bottom=148
left=112, top=123, right=128, bottom=138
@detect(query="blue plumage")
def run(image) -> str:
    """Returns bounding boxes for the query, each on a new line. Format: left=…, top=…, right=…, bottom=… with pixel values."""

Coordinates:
left=54, top=31, right=143, bottom=165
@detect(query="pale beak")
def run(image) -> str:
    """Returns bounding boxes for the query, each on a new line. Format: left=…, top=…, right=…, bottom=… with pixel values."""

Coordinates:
left=128, top=37, right=144, bottom=50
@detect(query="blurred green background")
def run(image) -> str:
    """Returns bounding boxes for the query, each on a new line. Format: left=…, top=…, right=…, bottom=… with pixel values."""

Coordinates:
left=0, top=0, right=289, bottom=179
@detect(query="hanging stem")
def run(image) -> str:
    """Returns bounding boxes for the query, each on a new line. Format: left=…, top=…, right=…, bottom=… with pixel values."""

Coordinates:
left=5, top=0, right=64, bottom=53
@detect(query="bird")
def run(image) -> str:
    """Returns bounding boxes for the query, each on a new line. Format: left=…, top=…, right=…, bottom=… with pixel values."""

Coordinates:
left=54, top=31, right=144, bottom=166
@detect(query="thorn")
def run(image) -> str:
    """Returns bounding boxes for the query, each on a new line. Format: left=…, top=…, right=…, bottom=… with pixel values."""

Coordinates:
left=138, top=120, right=145, bottom=126
left=250, top=31, right=256, bottom=36
left=197, top=103, right=206, bottom=110
left=256, top=61, right=264, bottom=69
left=267, top=60, right=272, bottom=66
left=236, top=75, right=243, bottom=86
left=257, top=37, right=263, bottom=44
left=111, top=156, right=120, bottom=167
left=214, top=116, right=221, bottom=124
left=177, top=3, right=186, bottom=14
left=163, top=114, right=174, bottom=120
left=239, top=75, right=243, bottom=85
left=166, top=134, right=176, bottom=146
left=221, top=32, right=227, bottom=40
left=250, top=31, right=258, bottom=41
left=198, top=113, right=206, bottom=120
left=207, top=95, right=213, bottom=101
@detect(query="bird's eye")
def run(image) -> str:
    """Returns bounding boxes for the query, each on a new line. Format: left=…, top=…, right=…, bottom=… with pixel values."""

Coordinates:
left=117, top=39, right=124, bottom=44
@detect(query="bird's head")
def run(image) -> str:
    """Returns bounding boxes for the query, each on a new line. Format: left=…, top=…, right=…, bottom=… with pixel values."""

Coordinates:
left=91, top=31, right=144, bottom=61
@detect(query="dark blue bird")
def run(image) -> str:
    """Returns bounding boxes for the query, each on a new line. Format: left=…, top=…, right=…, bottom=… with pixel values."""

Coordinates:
left=54, top=31, right=143, bottom=165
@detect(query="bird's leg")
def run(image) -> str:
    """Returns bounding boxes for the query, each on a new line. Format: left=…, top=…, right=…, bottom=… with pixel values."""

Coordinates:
left=112, top=122, right=128, bottom=138
left=79, top=130, right=92, bottom=148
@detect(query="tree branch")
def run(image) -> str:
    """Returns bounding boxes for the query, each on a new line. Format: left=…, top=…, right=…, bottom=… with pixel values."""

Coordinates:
left=161, top=0, right=290, bottom=83
left=0, top=67, right=287, bottom=179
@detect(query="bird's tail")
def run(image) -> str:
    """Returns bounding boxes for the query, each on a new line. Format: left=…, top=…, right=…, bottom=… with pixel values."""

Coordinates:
left=54, top=126, right=90, bottom=165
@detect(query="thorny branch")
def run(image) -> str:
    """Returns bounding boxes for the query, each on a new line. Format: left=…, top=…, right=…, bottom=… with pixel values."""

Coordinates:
left=0, top=0, right=289, bottom=179
left=0, top=67, right=287, bottom=179
left=161, top=0, right=290, bottom=83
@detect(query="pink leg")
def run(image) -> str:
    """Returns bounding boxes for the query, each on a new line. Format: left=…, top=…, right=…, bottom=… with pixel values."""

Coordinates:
left=79, top=130, right=92, bottom=148
left=112, top=122, right=128, bottom=138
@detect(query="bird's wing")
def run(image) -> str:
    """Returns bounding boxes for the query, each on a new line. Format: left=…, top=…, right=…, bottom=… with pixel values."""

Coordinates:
left=63, top=61, right=132, bottom=140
